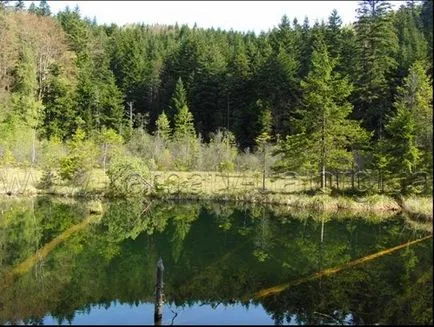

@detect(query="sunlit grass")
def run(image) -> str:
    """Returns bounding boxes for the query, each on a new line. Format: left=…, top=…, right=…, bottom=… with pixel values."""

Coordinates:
left=402, top=196, right=433, bottom=219
left=0, top=168, right=432, bottom=215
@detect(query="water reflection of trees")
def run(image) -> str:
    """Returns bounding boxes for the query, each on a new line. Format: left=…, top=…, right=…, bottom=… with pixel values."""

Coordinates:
left=0, top=197, right=432, bottom=325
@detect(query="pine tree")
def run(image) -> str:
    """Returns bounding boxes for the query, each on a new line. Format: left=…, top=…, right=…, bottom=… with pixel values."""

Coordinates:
left=395, top=4, right=428, bottom=78
left=399, top=61, right=432, bottom=146
left=36, top=0, right=50, bottom=16
left=382, top=106, right=420, bottom=193
left=326, top=9, right=343, bottom=62
left=375, top=60, right=432, bottom=193
left=41, top=64, right=77, bottom=140
left=27, top=2, right=36, bottom=14
left=57, top=6, right=90, bottom=60
left=155, top=111, right=171, bottom=142
left=173, top=104, right=196, bottom=140
left=354, top=0, right=399, bottom=137
left=421, top=0, right=433, bottom=70
left=169, top=77, right=188, bottom=123
left=255, top=99, right=273, bottom=191
left=171, top=90, right=198, bottom=170
left=275, top=39, right=369, bottom=190
left=11, top=45, right=41, bottom=126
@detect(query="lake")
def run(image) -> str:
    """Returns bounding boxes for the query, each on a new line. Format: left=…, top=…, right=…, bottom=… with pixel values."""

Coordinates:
left=0, top=197, right=432, bottom=325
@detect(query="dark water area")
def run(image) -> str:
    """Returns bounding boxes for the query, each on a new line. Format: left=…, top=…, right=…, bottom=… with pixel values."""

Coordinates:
left=0, top=197, right=432, bottom=325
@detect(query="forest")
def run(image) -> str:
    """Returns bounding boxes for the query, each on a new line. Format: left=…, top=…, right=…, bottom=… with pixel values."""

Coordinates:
left=0, top=0, right=432, bottom=196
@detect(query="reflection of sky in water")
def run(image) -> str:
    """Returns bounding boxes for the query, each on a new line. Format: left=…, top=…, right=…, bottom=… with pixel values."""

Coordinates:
left=41, top=301, right=279, bottom=325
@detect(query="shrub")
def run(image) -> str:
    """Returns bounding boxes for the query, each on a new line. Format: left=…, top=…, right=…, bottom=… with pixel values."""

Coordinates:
left=58, top=128, right=98, bottom=185
left=107, top=156, right=151, bottom=197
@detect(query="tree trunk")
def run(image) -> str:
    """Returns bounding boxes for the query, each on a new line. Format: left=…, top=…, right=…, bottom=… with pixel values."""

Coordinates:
left=321, top=108, right=326, bottom=192
left=102, top=143, right=107, bottom=172
left=321, top=164, right=326, bottom=192
left=31, top=128, right=36, bottom=166
left=262, top=144, right=266, bottom=191
left=154, top=258, right=164, bottom=324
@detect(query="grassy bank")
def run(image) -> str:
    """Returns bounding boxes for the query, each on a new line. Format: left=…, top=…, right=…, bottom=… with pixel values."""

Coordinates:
left=0, top=167, right=432, bottom=218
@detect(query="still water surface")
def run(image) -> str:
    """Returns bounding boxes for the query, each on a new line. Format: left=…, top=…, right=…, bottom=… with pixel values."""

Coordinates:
left=0, top=197, right=432, bottom=325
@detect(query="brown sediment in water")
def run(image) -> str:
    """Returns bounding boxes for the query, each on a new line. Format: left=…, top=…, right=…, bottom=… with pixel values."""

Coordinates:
left=251, top=234, right=433, bottom=299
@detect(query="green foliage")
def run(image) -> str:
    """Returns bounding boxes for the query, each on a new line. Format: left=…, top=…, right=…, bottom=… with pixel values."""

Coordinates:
left=354, top=0, right=399, bottom=136
left=376, top=60, right=433, bottom=194
left=1, top=198, right=431, bottom=325
left=107, top=155, right=150, bottom=197
left=35, top=0, right=50, bottom=16
left=174, top=105, right=196, bottom=140
left=94, top=128, right=124, bottom=171
left=169, top=77, right=188, bottom=122
left=170, top=85, right=199, bottom=170
left=155, top=111, right=171, bottom=142
left=59, top=128, right=97, bottom=185
left=255, top=99, right=273, bottom=146
left=41, top=65, right=77, bottom=140
left=0, top=3, right=432, bottom=195
left=37, top=136, right=66, bottom=189
left=395, top=3, right=429, bottom=77
left=275, top=39, right=369, bottom=175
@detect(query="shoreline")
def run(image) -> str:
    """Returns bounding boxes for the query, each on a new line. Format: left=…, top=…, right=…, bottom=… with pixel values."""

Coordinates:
left=0, top=168, right=432, bottom=220
left=1, top=187, right=432, bottom=221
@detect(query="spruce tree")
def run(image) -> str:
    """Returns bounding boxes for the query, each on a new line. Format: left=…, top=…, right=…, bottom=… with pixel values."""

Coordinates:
left=155, top=111, right=171, bottom=142
left=395, top=4, right=428, bottom=78
left=27, top=2, right=36, bottom=14
left=379, top=106, right=420, bottom=193
left=173, top=104, right=196, bottom=140
left=255, top=99, right=273, bottom=191
left=275, top=39, right=369, bottom=190
left=41, top=65, right=77, bottom=140
left=172, top=101, right=197, bottom=170
left=36, top=0, right=50, bottom=16
left=354, top=0, right=398, bottom=137
left=169, top=77, right=188, bottom=122
left=375, top=60, right=432, bottom=193
left=326, top=9, right=343, bottom=63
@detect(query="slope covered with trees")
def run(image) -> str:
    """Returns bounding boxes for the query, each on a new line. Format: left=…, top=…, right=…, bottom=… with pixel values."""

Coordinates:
left=0, top=0, right=432, bottom=195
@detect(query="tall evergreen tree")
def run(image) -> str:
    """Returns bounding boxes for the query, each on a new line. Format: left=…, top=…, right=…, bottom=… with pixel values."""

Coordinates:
left=155, top=110, right=171, bottom=142
left=255, top=99, right=273, bottom=191
left=41, top=64, right=77, bottom=140
left=27, top=2, right=37, bottom=14
left=275, top=40, right=369, bottom=190
left=326, top=9, right=343, bottom=62
left=354, top=0, right=399, bottom=137
left=36, top=0, right=50, bottom=16
left=169, top=77, right=188, bottom=124
left=375, top=60, right=432, bottom=193
left=395, top=3, right=428, bottom=78
left=421, top=0, right=433, bottom=71
left=173, top=104, right=196, bottom=140
left=171, top=85, right=198, bottom=170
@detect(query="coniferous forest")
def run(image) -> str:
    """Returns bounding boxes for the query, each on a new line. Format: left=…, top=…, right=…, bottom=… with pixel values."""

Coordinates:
left=0, top=0, right=432, bottom=196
